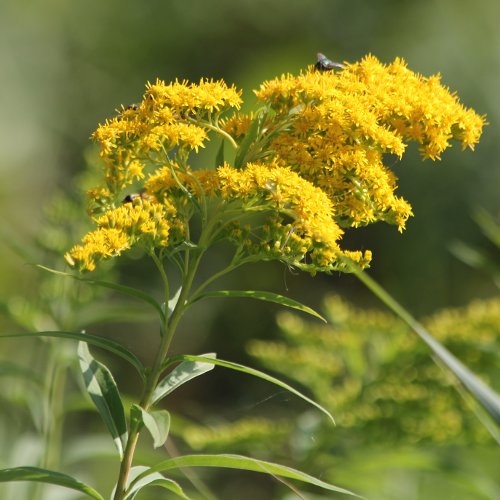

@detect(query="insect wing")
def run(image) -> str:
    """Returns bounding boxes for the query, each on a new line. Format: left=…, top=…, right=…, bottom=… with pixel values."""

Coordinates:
left=315, top=52, right=344, bottom=71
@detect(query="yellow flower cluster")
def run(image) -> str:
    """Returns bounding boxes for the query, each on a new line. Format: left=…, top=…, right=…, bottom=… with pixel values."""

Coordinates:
left=90, top=78, right=242, bottom=201
left=65, top=200, right=174, bottom=271
left=216, top=162, right=371, bottom=270
left=66, top=56, right=485, bottom=273
left=241, top=55, right=485, bottom=230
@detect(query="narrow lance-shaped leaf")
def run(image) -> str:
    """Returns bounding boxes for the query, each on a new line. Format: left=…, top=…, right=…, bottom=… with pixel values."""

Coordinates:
left=152, top=353, right=216, bottom=405
left=119, top=466, right=188, bottom=500
left=36, top=265, right=165, bottom=321
left=0, top=466, right=104, bottom=500
left=1, top=331, right=145, bottom=381
left=78, top=342, right=128, bottom=458
left=167, top=286, right=182, bottom=317
left=166, top=354, right=334, bottom=424
left=191, top=290, right=326, bottom=322
left=350, top=261, right=500, bottom=426
left=130, top=454, right=360, bottom=498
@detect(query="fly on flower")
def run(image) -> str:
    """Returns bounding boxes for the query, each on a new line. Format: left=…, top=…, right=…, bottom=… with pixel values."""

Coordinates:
left=315, top=52, right=344, bottom=71
left=122, top=192, right=149, bottom=204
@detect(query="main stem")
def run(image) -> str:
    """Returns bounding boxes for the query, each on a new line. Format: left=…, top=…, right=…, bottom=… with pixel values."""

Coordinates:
left=112, top=245, right=207, bottom=500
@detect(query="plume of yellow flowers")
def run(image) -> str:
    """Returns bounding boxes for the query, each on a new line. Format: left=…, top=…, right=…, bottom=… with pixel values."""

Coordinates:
left=65, top=55, right=485, bottom=273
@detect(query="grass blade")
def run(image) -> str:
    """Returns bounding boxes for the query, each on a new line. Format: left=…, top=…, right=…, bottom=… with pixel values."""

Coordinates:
left=350, top=261, right=500, bottom=426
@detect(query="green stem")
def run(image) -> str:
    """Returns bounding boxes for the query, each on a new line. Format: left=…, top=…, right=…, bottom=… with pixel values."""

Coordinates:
left=113, top=223, right=215, bottom=500
left=192, top=119, right=238, bottom=149
left=188, top=261, right=242, bottom=303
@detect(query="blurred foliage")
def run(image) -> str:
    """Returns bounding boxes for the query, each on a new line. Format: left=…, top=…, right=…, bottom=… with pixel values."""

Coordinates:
left=174, top=295, right=500, bottom=498
left=451, top=208, right=500, bottom=289
left=0, top=161, right=149, bottom=499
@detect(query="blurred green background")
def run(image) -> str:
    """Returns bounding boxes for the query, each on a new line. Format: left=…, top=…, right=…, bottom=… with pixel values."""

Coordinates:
left=1, top=1, right=499, bottom=499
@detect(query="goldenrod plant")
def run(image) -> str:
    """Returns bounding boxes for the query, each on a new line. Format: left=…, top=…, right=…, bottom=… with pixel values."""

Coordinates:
left=0, top=54, right=492, bottom=499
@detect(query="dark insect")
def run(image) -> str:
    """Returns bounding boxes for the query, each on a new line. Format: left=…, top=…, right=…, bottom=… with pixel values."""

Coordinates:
left=125, top=103, right=139, bottom=111
left=122, top=192, right=148, bottom=204
left=315, top=52, right=344, bottom=72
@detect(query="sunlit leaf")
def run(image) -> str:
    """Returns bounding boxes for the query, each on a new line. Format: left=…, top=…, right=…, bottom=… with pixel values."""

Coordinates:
left=167, top=287, right=182, bottom=317
left=152, top=353, right=216, bottom=405
left=166, top=354, right=334, bottom=424
left=130, top=454, right=359, bottom=497
left=191, top=290, right=326, bottom=322
left=132, top=405, right=170, bottom=448
left=1, top=331, right=145, bottom=381
left=121, top=466, right=188, bottom=500
left=78, top=342, right=128, bottom=458
left=0, top=466, right=104, bottom=500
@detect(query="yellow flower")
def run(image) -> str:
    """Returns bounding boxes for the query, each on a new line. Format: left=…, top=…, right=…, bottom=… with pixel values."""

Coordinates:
left=88, top=78, right=242, bottom=209
left=66, top=200, right=174, bottom=271
left=216, top=162, right=370, bottom=271
left=250, top=55, right=485, bottom=230
left=68, top=55, right=485, bottom=273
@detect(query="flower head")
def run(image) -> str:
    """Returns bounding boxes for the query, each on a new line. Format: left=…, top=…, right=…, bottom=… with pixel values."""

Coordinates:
left=65, top=199, right=175, bottom=271
left=67, top=55, right=485, bottom=274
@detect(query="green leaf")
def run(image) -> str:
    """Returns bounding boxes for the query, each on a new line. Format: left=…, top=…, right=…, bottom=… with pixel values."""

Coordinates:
left=192, top=290, right=326, bottom=322
left=130, top=454, right=359, bottom=497
left=132, top=405, right=170, bottom=448
left=123, top=466, right=188, bottom=500
left=167, top=355, right=334, bottom=424
left=78, top=342, right=128, bottom=458
left=0, top=466, right=104, bottom=500
left=37, top=265, right=165, bottom=321
left=152, top=353, right=216, bottom=405
left=215, top=139, right=225, bottom=167
left=167, top=286, right=182, bottom=317
left=1, top=331, right=145, bottom=380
